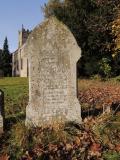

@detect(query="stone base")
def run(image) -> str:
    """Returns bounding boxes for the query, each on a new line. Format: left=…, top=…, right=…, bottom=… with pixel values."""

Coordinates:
left=25, top=99, right=82, bottom=127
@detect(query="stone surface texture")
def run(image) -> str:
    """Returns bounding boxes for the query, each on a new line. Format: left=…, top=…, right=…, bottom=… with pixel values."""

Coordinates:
left=0, top=90, right=4, bottom=133
left=25, top=17, right=81, bottom=126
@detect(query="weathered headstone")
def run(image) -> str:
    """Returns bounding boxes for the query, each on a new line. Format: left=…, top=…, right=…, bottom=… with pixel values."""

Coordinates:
left=25, top=17, right=81, bottom=126
left=0, top=90, right=4, bottom=133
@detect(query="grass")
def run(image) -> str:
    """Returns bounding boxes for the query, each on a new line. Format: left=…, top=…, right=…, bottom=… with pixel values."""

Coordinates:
left=0, top=77, right=28, bottom=117
left=0, top=77, right=120, bottom=116
left=0, top=77, right=120, bottom=159
left=103, top=151, right=120, bottom=160
left=78, top=77, right=120, bottom=91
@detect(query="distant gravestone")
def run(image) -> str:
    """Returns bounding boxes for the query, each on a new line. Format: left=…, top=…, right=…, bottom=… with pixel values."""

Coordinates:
left=25, top=17, right=81, bottom=126
left=0, top=90, right=4, bottom=134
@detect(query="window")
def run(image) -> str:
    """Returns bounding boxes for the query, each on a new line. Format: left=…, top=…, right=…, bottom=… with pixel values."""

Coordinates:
left=21, top=58, right=23, bottom=70
left=16, top=60, right=19, bottom=70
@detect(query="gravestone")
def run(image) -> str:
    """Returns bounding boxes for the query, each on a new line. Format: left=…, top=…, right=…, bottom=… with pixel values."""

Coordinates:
left=25, top=17, right=81, bottom=126
left=0, top=90, right=4, bottom=133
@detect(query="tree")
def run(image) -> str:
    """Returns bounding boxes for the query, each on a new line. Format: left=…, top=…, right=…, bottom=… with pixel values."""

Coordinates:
left=0, top=49, right=2, bottom=67
left=0, top=49, right=3, bottom=76
left=43, top=0, right=120, bottom=77
left=1, top=37, right=12, bottom=76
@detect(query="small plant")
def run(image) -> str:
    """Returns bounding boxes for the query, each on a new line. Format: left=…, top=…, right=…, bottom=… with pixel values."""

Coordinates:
left=99, top=58, right=112, bottom=78
left=8, top=121, right=27, bottom=158
left=103, top=151, right=120, bottom=160
left=114, top=75, right=120, bottom=82
left=90, top=74, right=101, bottom=80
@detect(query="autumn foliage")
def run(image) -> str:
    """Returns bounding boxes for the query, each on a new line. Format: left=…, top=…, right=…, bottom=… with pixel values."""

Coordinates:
left=0, top=78, right=120, bottom=159
left=78, top=79, right=120, bottom=113
left=0, top=114, right=120, bottom=160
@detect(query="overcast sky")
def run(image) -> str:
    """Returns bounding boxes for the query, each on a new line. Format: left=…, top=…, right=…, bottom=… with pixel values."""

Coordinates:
left=0, top=0, right=48, bottom=52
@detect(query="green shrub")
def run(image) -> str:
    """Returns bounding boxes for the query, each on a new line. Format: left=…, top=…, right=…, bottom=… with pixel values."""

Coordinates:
left=99, top=58, right=112, bottom=78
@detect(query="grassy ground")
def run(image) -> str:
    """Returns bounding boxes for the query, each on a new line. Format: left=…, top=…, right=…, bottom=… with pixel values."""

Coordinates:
left=0, top=77, right=120, bottom=159
left=78, top=77, right=120, bottom=91
left=0, top=77, right=28, bottom=117
left=0, top=77, right=120, bottom=116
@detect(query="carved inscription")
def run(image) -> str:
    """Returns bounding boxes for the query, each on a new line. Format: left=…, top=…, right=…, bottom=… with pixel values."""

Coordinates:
left=44, top=89, right=67, bottom=105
